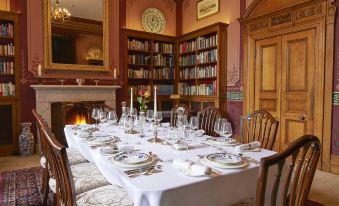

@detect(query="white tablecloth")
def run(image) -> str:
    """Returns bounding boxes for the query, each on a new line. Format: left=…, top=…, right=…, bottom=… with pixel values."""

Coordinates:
left=64, top=124, right=276, bottom=206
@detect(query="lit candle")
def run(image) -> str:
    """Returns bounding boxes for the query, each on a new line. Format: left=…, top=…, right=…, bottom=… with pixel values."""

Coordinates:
left=130, top=87, right=133, bottom=113
left=37, top=64, right=42, bottom=76
left=154, top=86, right=157, bottom=114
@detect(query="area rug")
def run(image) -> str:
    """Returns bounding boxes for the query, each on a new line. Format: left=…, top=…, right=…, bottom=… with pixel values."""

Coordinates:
left=0, top=167, right=52, bottom=206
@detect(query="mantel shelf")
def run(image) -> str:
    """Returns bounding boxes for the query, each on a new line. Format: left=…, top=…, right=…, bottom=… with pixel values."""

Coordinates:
left=30, top=85, right=121, bottom=90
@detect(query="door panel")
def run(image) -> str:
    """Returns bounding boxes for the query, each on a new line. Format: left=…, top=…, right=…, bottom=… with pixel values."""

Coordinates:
left=255, top=37, right=281, bottom=121
left=280, top=30, right=315, bottom=148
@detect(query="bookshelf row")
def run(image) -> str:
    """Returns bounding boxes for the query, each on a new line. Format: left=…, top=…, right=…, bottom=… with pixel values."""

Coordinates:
left=0, top=82, right=15, bottom=96
left=0, top=61, right=14, bottom=75
left=127, top=67, right=174, bottom=80
left=179, top=33, right=217, bottom=54
left=0, top=43, right=15, bottom=56
left=127, top=38, right=174, bottom=54
left=180, top=65, right=217, bottom=80
left=0, top=22, right=14, bottom=38
left=178, top=81, right=217, bottom=96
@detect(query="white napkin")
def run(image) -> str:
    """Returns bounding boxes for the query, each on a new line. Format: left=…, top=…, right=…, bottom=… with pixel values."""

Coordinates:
left=234, top=141, right=261, bottom=152
left=173, top=159, right=211, bottom=176
left=98, top=146, right=118, bottom=154
left=161, top=122, right=170, bottom=128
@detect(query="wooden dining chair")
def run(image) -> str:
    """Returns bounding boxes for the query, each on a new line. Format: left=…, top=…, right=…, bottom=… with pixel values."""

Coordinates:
left=239, top=110, right=279, bottom=150
left=255, top=135, right=321, bottom=206
left=197, top=106, right=221, bottom=136
left=170, top=103, right=190, bottom=127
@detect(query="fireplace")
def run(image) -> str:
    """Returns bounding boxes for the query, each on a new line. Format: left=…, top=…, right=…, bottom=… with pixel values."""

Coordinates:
left=51, top=101, right=104, bottom=145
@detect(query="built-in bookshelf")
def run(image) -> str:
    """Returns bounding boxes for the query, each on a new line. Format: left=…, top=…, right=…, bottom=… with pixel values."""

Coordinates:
left=0, top=11, right=20, bottom=156
left=177, top=23, right=227, bottom=113
left=124, top=29, right=176, bottom=111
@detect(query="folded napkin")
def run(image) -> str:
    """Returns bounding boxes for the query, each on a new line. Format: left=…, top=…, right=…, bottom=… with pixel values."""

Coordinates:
left=234, top=141, right=261, bottom=152
left=161, top=122, right=170, bottom=128
left=173, top=159, right=211, bottom=176
left=98, top=146, right=118, bottom=154
left=194, top=129, right=205, bottom=137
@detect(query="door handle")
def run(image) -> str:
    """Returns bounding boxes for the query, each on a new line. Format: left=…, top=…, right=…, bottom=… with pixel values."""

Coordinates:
left=298, top=115, right=306, bottom=121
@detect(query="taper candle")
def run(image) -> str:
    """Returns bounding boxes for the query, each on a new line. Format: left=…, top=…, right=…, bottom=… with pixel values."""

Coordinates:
left=130, top=88, right=133, bottom=113
left=154, top=86, right=157, bottom=114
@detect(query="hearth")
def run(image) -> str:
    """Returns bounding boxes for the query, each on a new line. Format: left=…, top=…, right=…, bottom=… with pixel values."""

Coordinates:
left=51, top=101, right=104, bottom=145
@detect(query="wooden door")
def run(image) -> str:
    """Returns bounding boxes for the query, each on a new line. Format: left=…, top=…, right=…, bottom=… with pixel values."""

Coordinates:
left=254, top=36, right=282, bottom=150
left=280, top=30, right=315, bottom=149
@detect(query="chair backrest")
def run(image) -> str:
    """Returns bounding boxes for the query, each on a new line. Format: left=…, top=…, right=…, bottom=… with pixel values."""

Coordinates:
left=240, top=110, right=279, bottom=150
left=256, top=135, right=321, bottom=206
left=41, top=124, right=77, bottom=206
left=170, top=104, right=189, bottom=127
left=197, top=106, right=221, bottom=136
left=32, top=109, right=49, bottom=157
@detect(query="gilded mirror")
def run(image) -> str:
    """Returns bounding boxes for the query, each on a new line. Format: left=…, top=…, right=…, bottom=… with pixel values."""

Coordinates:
left=44, top=0, right=109, bottom=71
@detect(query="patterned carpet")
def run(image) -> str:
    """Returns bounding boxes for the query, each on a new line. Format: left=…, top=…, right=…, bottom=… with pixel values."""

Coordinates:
left=0, top=167, right=324, bottom=206
left=0, top=167, right=52, bottom=206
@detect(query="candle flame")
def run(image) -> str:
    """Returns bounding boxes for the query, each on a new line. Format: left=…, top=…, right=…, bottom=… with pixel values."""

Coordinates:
left=74, top=114, right=87, bottom=125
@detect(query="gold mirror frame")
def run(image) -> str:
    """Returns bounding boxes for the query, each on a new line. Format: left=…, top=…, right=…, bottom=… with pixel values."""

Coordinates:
left=43, top=0, right=109, bottom=72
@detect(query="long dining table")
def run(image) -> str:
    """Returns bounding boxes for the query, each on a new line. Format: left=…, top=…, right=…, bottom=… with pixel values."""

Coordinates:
left=64, top=123, right=276, bottom=206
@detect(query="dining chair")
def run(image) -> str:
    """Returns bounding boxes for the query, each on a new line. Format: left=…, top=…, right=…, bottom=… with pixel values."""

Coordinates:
left=197, top=106, right=221, bottom=136
left=170, top=103, right=190, bottom=127
left=256, top=135, right=321, bottom=206
left=239, top=110, right=279, bottom=150
left=41, top=121, right=133, bottom=206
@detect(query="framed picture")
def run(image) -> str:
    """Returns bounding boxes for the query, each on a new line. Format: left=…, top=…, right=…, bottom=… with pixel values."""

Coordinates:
left=197, top=0, right=220, bottom=20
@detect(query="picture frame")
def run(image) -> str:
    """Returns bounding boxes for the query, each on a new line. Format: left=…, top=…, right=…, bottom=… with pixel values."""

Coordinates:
left=197, top=0, right=220, bottom=20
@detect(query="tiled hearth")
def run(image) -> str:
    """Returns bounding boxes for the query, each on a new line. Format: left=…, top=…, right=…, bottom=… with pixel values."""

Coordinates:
left=31, top=85, right=120, bottom=126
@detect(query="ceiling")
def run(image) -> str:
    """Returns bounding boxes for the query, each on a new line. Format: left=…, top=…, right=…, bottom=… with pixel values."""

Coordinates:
left=51, top=0, right=103, bottom=21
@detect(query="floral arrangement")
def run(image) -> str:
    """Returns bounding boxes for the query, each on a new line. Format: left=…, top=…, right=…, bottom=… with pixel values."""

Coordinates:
left=137, top=90, right=151, bottom=112
left=86, top=47, right=103, bottom=60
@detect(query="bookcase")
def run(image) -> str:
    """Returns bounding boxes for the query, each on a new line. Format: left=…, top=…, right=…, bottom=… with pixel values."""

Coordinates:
left=123, top=23, right=227, bottom=115
left=0, top=11, right=20, bottom=156
left=124, top=29, right=176, bottom=112
left=177, top=23, right=227, bottom=114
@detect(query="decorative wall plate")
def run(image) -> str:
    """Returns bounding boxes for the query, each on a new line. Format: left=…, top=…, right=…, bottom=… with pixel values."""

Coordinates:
left=142, top=8, right=166, bottom=34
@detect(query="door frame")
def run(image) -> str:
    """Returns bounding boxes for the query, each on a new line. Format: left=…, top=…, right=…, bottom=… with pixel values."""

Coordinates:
left=239, top=0, right=336, bottom=171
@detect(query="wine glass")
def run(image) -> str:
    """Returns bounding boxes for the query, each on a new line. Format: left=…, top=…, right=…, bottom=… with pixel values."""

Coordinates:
left=129, top=108, right=137, bottom=118
left=122, top=116, right=133, bottom=145
left=107, top=110, right=118, bottom=125
left=214, top=118, right=227, bottom=137
left=154, top=112, right=163, bottom=124
left=189, top=116, right=199, bottom=131
left=98, top=110, right=108, bottom=124
left=146, top=110, right=154, bottom=124
left=221, top=121, right=233, bottom=138
left=91, top=108, right=100, bottom=126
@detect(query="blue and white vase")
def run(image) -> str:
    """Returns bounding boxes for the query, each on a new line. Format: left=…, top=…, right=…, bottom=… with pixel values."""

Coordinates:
left=19, top=122, right=34, bottom=156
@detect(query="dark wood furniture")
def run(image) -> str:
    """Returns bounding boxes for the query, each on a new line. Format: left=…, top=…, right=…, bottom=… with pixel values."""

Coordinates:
left=32, top=109, right=50, bottom=205
left=239, top=110, right=279, bottom=150
left=256, top=135, right=321, bottom=206
left=177, top=23, right=228, bottom=115
left=197, top=106, right=221, bottom=136
left=0, top=11, right=20, bottom=156
left=124, top=29, right=176, bottom=112
left=170, top=103, right=190, bottom=127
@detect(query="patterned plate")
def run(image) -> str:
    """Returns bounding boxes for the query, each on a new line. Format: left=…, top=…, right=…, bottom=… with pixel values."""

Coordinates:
left=114, top=152, right=152, bottom=165
left=206, top=153, right=242, bottom=165
left=207, top=137, right=239, bottom=146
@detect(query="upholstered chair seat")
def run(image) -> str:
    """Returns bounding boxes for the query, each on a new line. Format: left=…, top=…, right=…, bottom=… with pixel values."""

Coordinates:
left=49, top=162, right=110, bottom=195
left=66, top=148, right=88, bottom=165
left=76, top=185, right=134, bottom=206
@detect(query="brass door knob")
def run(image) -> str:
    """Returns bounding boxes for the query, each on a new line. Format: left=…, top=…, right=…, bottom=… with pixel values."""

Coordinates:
left=298, top=115, right=306, bottom=121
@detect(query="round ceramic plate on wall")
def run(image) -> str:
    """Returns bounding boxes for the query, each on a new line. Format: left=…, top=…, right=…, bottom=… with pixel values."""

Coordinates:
left=142, top=8, right=166, bottom=34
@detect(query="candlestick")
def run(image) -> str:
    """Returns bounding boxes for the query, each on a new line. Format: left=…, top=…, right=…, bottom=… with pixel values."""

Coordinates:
left=154, top=86, right=157, bottom=114
left=37, top=64, right=42, bottom=76
left=130, top=88, right=133, bottom=113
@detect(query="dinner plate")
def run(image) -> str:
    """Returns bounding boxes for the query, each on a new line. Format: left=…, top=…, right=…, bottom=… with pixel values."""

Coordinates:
left=203, top=158, right=248, bottom=169
left=91, top=135, right=116, bottom=143
left=206, top=153, right=242, bottom=165
left=207, top=137, right=240, bottom=146
left=110, top=152, right=155, bottom=169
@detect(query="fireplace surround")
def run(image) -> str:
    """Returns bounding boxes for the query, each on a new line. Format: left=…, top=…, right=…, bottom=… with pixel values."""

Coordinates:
left=31, top=85, right=120, bottom=148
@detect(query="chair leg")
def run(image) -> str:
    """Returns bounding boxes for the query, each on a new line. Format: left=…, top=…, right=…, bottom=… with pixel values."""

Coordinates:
left=42, top=167, right=49, bottom=205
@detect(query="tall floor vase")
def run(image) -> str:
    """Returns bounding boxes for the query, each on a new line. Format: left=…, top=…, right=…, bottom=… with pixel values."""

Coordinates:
left=18, top=122, right=34, bottom=156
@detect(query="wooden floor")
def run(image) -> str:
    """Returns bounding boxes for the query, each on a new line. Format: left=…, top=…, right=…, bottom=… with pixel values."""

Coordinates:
left=0, top=154, right=338, bottom=205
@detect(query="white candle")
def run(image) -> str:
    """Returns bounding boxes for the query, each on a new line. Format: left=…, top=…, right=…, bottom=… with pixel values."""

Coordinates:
left=37, top=64, right=42, bottom=76
left=154, top=86, right=157, bottom=114
left=130, top=88, right=133, bottom=113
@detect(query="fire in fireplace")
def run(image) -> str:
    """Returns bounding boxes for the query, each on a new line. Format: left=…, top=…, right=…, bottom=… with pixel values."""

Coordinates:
left=51, top=101, right=105, bottom=145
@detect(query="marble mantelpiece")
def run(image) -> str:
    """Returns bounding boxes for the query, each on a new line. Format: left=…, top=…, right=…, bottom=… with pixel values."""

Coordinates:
left=31, top=85, right=121, bottom=126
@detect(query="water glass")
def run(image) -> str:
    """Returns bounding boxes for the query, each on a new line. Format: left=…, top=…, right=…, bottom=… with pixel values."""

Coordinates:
left=107, top=110, right=118, bottom=124
left=91, top=108, right=100, bottom=126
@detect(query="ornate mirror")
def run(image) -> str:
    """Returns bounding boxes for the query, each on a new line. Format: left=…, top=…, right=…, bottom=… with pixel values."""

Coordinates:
left=44, top=0, right=109, bottom=71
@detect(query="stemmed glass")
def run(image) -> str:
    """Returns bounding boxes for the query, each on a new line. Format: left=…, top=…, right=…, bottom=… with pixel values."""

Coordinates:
left=98, top=110, right=108, bottom=124
left=214, top=118, right=228, bottom=137
left=146, top=110, right=154, bottom=128
left=154, top=111, right=163, bottom=124
left=221, top=121, right=233, bottom=138
left=91, top=108, right=100, bottom=126
left=107, top=110, right=118, bottom=125
left=122, top=116, right=133, bottom=145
